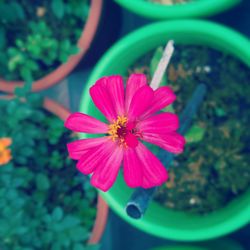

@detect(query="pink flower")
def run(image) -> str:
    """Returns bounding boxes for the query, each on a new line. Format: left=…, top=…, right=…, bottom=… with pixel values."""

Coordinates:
left=65, top=74, right=185, bottom=192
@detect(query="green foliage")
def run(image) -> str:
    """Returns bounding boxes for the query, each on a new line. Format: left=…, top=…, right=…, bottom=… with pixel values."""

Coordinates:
left=0, top=2, right=26, bottom=23
left=0, top=0, right=88, bottom=81
left=185, top=124, right=206, bottom=144
left=0, top=89, right=98, bottom=249
left=51, top=0, right=65, bottom=19
left=0, top=27, right=6, bottom=49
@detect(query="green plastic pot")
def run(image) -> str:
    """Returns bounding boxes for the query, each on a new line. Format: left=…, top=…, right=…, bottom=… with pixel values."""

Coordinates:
left=114, top=0, right=241, bottom=20
left=151, top=238, right=244, bottom=250
left=80, top=20, right=250, bottom=241
left=152, top=247, right=206, bottom=250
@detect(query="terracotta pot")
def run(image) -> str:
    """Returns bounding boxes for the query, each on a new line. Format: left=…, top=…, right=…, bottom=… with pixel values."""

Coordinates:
left=0, top=0, right=103, bottom=93
left=0, top=95, right=109, bottom=245
left=88, top=195, right=109, bottom=244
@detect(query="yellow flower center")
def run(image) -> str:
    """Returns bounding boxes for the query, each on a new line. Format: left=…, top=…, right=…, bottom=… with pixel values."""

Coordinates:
left=108, top=116, right=128, bottom=146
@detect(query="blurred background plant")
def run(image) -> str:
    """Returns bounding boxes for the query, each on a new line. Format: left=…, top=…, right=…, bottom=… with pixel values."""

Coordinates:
left=0, top=83, right=98, bottom=250
left=0, top=0, right=89, bottom=81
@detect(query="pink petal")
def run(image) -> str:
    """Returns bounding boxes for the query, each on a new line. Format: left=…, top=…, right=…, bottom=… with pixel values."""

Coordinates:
left=126, top=121, right=136, bottom=130
left=67, top=137, right=109, bottom=160
left=135, top=142, right=168, bottom=188
left=142, top=132, right=185, bottom=154
left=125, top=74, right=147, bottom=112
left=107, top=76, right=125, bottom=116
left=65, top=113, right=108, bottom=133
left=127, top=85, right=154, bottom=121
left=123, top=148, right=142, bottom=188
left=90, top=77, right=117, bottom=122
left=90, top=146, right=123, bottom=192
left=77, top=139, right=116, bottom=175
left=137, top=112, right=179, bottom=134
left=141, top=86, right=176, bottom=119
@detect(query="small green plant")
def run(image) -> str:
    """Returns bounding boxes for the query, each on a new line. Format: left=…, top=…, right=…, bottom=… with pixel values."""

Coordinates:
left=0, top=0, right=89, bottom=81
left=0, top=84, right=98, bottom=249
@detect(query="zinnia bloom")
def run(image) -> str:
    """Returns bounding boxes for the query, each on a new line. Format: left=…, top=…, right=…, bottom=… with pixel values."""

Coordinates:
left=65, top=74, right=185, bottom=191
left=0, top=137, right=12, bottom=166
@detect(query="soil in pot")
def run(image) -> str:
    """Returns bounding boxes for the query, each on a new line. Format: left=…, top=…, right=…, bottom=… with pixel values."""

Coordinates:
left=128, top=45, right=250, bottom=214
left=0, top=0, right=89, bottom=81
left=0, top=93, right=98, bottom=249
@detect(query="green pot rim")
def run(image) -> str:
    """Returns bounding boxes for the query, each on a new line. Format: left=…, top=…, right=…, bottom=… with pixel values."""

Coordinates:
left=80, top=20, right=250, bottom=241
left=114, top=0, right=241, bottom=19
left=151, top=237, right=244, bottom=250
left=152, top=247, right=207, bottom=250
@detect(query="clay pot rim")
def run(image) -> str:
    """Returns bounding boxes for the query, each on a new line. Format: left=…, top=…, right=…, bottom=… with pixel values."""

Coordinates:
left=0, top=95, right=108, bottom=244
left=0, top=0, right=103, bottom=93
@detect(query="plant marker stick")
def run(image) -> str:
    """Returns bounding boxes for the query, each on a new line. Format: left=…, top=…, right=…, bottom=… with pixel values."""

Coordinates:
left=150, top=40, right=174, bottom=90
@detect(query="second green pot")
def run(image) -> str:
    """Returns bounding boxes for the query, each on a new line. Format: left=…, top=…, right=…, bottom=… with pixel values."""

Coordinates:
left=114, top=0, right=241, bottom=20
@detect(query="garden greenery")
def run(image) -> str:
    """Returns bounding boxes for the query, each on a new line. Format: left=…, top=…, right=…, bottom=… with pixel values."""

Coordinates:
left=0, top=84, right=98, bottom=250
left=0, top=0, right=89, bottom=81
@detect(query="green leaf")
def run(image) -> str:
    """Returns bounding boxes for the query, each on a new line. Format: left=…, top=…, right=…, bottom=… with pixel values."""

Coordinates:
left=60, top=39, right=71, bottom=51
left=26, top=60, right=39, bottom=71
left=52, top=207, right=63, bottom=221
left=14, top=81, right=32, bottom=97
left=69, top=226, right=88, bottom=242
left=69, top=45, right=80, bottom=55
left=8, top=53, right=23, bottom=71
left=36, top=174, right=50, bottom=191
left=215, top=107, right=226, bottom=117
left=185, top=124, right=206, bottom=144
left=15, top=226, right=28, bottom=235
left=20, top=67, right=33, bottom=82
left=15, top=156, right=27, bottom=165
left=0, top=28, right=6, bottom=49
left=42, top=231, right=53, bottom=244
left=85, top=245, right=100, bottom=250
left=162, top=104, right=175, bottom=113
left=19, top=147, right=34, bottom=157
left=51, top=242, right=61, bottom=250
left=51, top=0, right=65, bottom=19
left=11, top=2, right=25, bottom=20
left=59, top=52, right=69, bottom=63
left=0, top=3, right=16, bottom=22
left=59, top=215, right=81, bottom=230
left=73, top=243, right=86, bottom=250
left=150, top=46, right=168, bottom=86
